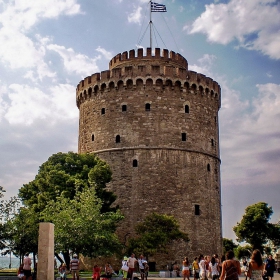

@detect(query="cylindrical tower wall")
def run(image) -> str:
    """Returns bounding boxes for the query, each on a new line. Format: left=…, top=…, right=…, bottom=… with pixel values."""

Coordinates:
left=76, top=48, right=222, bottom=263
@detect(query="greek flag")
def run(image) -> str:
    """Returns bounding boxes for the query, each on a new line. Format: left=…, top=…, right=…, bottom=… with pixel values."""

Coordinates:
left=151, top=2, right=167, bottom=12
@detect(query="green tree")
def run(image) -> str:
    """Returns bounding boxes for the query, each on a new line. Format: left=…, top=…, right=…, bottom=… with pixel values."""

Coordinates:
left=234, top=245, right=252, bottom=259
left=19, top=152, right=116, bottom=213
left=223, top=238, right=238, bottom=254
left=233, top=202, right=277, bottom=251
left=41, top=187, right=123, bottom=260
left=127, top=212, right=189, bottom=259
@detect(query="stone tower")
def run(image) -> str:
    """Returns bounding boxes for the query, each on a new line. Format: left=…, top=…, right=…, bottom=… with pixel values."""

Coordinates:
left=76, top=48, right=222, bottom=262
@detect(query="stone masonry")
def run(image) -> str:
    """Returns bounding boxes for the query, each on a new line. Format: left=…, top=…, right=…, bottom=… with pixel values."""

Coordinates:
left=76, top=48, right=222, bottom=265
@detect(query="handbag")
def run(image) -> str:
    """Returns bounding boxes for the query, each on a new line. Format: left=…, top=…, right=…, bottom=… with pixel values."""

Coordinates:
left=121, top=261, right=129, bottom=272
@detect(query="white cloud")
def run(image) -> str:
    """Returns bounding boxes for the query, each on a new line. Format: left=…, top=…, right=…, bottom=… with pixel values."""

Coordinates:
left=187, top=0, right=280, bottom=59
left=47, top=44, right=100, bottom=76
left=0, top=0, right=81, bottom=31
left=96, top=46, right=113, bottom=61
left=4, top=83, right=78, bottom=125
left=128, top=6, right=142, bottom=24
left=220, top=82, right=280, bottom=188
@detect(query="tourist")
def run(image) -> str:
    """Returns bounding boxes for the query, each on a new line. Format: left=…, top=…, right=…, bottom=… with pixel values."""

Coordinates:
left=70, top=253, right=80, bottom=280
left=192, top=257, right=199, bottom=280
left=219, top=250, right=241, bottom=280
left=23, top=253, right=32, bottom=280
left=247, top=250, right=265, bottom=280
left=199, top=255, right=206, bottom=280
left=138, top=255, right=146, bottom=280
left=92, top=265, right=101, bottom=280
left=209, top=256, right=219, bottom=280
left=127, top=253, right=137, bottom=280
left=173, top=261, right=180, bottom=277
left=17, top=263, right=24, bottom=279
left=59, top=263, right=67, bottom=280
left=182, top=257, right=190, bottom=280
left=121, top=257, right=129, bottom=280
left=265, top=255, right=276, bottom=280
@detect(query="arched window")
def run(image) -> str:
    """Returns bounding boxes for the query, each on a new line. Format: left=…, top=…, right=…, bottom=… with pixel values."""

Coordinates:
left=101, top=108, right=105, bottom=115
left=207, top=163, right=211, bottom=172
left=182, top=133, right=187, bottom=141
left=122, top=104, right=127, bottom=112
left=145, top=103, right=150, bottom=111
left=185, top=105, right=189, bottom=114
left=91, top=134, right=94, bottom=141
left=116, top=135, right=120, bottom=143
left=133, top=159, right=138, bottom=167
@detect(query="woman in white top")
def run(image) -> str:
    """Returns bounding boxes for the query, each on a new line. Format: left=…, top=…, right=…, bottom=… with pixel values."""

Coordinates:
left=182, top=257, right=190, bottom=280
left=247, top=250, right=265, bottom=280
left=209, top=256, right=219, bottom=280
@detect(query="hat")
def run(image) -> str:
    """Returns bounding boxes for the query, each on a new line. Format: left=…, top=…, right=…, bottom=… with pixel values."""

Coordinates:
left=73, top=254, right=77, bottom=257
left=123, top=256, right=128, bottom=261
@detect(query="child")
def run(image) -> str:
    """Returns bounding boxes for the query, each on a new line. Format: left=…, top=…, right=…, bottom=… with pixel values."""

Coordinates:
left=92, top=265, right=101, bottom=280
left=59, top=263, right=67, bottom=280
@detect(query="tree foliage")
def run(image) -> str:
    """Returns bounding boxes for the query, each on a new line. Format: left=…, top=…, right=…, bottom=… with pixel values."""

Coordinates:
left=19, top=152, right=117, bottom=213
left=127, top=212, right=189, bottom=258
left=41, top=187, right=123, bottom=258
left=234, top=245, right=252, bottom=259
left=233, top=202, right=278, bottom=251
left=223, top=238, right=238, bottom=254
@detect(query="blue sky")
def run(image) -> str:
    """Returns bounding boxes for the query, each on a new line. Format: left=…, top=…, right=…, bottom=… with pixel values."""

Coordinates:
left=0, top=0, right=279, bottom=242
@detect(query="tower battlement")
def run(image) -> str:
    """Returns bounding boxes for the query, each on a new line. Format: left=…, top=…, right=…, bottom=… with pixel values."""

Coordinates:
left=109, top=48, right=188, bottom=70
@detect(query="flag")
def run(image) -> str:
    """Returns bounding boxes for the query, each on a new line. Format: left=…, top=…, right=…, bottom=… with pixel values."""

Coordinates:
left=151, top=2, right=167, bottom=12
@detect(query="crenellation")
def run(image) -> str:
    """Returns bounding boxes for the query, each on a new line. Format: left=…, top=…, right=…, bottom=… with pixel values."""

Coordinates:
left=101, top=70, right=110, bottom=80
left=122, top=51, right=128, bottom=60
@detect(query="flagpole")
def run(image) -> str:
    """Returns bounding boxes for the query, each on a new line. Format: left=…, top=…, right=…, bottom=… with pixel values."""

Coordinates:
left=150, top=0, right=152, bottom=49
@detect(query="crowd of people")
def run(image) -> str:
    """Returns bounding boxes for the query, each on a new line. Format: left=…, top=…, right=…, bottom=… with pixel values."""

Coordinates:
left=17, top=250, right=277, bottom=280
left=178, top=250, right=277, bottom=280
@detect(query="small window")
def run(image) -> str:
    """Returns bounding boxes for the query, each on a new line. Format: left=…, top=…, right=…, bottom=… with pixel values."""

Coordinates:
left=91, top=134, right=94, bottom=141
left=195, top=204, right=200, bottom=215
left=207, top=163, right=211, bottom=172
left=122, top=105, right=127, bottom=112
left=101, top=108, right=105, bottom=115
left=211, top=139, right=214, bottom=146
left=133, top=159, right=138, bottom=167
left=116, top=135, right=120, bottom=143
left=185, top=105, right=189, bottom=114
left=182, top=133, right=187, bottom=141
left=145, top=103, right=150, bottom=111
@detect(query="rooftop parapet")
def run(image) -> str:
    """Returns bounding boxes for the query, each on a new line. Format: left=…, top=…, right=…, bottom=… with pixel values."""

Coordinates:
left=109, top=48, right=188, bottom=70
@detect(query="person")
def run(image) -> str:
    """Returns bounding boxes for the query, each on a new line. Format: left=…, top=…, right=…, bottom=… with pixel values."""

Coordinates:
left=173, top=261, right=180, bottom=277
left=199, top=255, right=206, bottom=280
left=23, top=253, right=32, bottom=280
left=265, top=255, right=276, bottom=280
left=192, top=257, right=199, bottom=280
left=205, top=256, right=210, bottom=279
left=106, top=263, right=113, bottom=278
left=247, top=250, right=265, bottom=280
left=219, top=255, right=225, bottom=275
left=219, top=250, right=241, bottom=280
left=182, top=257, right=190, bottom=280
left=209, top=256, right=219, bottom=280
left=92, top=265, right=101, bottom=280
left=17, top=263, right=24, bottom=279
left=143, top=257, right=149, bottom=280
left=127, top=253, right=137, bottom=280
left=70, top=253, right=80, bottom=280
left=59, top=263, right=67, bottom=280
left=121, top=257, right=129, bottom=280
left=138, top=255, right=146, bottom=280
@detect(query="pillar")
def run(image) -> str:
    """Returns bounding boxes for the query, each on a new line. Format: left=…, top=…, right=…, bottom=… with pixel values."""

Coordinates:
left=37, top=222, right=54, bottom=280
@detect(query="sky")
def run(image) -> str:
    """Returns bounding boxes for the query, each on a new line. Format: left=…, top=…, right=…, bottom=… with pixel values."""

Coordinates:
left=0, top=0, right=279, bottom=242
